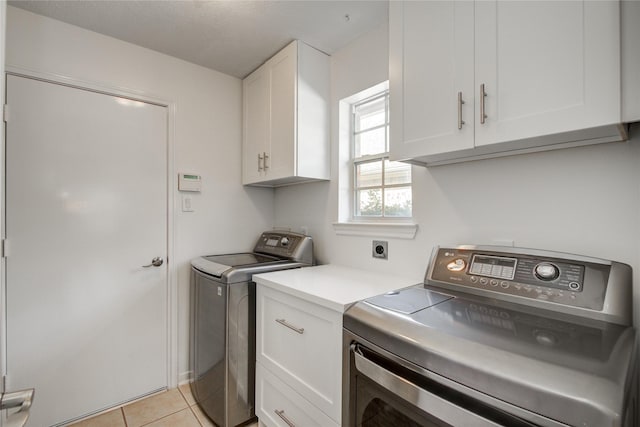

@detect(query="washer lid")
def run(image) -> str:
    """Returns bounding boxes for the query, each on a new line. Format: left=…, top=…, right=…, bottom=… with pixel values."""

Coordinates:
left=204, top=253, right=281, bottom=267
left=191, top=252, right=302, bottom=283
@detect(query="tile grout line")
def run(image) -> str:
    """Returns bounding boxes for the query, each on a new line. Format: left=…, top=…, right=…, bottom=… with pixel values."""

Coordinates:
left=71, top=389, right=197, bottom=427
left=125, top=389, right=191, bottom=427
left=121, top=407, right=129, bottom=427
left=187, top=404, right=205, bottom=427
left=137, top=407, right=191, bottom=427
left=140, top=390, right=190, bottom=427
left=180, top=385, right=205, bottom=427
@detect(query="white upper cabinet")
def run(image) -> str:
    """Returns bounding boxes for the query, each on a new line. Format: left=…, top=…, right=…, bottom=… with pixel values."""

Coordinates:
left=390, top=1, right=475, bottom=160
left=475, top=1, right=619, bottom=146
left=243, top=40, right=330, bottom=186
left=390, top=1, right=638, bottom=166
left=243, top=66, right=270, bottom=184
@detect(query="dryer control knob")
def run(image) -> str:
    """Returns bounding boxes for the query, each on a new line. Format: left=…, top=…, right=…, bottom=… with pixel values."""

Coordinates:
left=281, top=237, right=290, bottom=246
left=447, top=259, right=466, bottom=272
left=534, top=263, right=559, bottom=281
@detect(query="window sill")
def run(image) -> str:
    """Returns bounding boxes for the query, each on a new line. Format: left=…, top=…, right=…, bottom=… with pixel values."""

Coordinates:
left=332, top=221, right=418, bottom=239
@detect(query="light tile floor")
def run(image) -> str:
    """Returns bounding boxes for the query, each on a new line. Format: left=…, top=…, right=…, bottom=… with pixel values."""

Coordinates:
left=68, top=384, right=259, bottom=427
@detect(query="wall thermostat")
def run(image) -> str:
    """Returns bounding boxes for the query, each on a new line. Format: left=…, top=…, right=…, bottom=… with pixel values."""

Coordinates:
left=178, top=173, right=201, bottom=192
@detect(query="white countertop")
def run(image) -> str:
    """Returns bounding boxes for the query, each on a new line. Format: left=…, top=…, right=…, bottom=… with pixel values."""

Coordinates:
left=253, top=264, right=421, bottom=312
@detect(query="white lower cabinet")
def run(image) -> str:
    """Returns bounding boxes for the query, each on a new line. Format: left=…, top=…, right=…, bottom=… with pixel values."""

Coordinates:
left=256, top=285, right=343, bottom=426
left=256, top=363, right=339, bottom=427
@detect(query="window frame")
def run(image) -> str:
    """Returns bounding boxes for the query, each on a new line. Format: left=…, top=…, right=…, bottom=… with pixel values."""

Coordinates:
left=350, top=89, right=412, bottom=220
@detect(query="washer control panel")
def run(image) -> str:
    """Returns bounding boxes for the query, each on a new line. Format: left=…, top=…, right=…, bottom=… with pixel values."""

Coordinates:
left=428, top=247, right=610, bottom=311
left=253, top=231, right=314, bottom=265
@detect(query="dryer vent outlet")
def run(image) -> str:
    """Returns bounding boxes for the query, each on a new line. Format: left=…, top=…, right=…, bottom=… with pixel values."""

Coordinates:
left=372, top=240, right=388, bottom=260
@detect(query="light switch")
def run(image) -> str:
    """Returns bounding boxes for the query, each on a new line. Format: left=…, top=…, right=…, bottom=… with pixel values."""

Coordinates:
left=182, top=195, right=194, bottom=212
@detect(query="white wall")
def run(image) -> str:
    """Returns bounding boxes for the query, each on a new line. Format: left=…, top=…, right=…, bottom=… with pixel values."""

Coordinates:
left=274, top=23, right=640, bottom=326
left=5, top=6, right=275, bottom=382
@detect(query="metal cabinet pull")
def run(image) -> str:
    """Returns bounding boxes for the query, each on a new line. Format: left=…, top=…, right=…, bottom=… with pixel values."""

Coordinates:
left=276, top=318, right=304, bottom=334
left=457, top=91, right=465, bottom=130
left=258, top=153, right=264, bottom=171
left=275, top=409, right=296, bottom=427
left=263, top=152, right=269, bottom=170
left=480, top=83, right=487, bottom=124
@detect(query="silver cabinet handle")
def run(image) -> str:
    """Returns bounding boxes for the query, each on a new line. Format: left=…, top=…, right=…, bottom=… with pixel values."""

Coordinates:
left=457, top=91, right=465, bottom=130
left=275, top=318, right=304, bottom=334
left=480, top=83, right=487, bottom=124
left=1, top=388, right=34, bottom=427
left=258, top=153, right=264, bottom=171
left=274, top=409, right=296, bottom=427
left=142, top=257, right=163, bottom=268
left=263, top=152, right=269, bottom=170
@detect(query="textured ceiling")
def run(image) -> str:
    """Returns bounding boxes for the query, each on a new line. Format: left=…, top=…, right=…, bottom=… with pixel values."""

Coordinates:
left=8, top=0, right=388, bottom=78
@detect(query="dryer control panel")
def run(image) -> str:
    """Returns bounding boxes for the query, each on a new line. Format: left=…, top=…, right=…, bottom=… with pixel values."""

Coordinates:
left=254, top=231, right=313, bottom=265
left=426, top=246, right=632, bottom=325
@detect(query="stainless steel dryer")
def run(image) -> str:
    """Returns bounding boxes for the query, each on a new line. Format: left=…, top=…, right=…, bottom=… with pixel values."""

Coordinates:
left=343, top=245, right=637, bottom=427
left=190, top=231, right=313, bottom=427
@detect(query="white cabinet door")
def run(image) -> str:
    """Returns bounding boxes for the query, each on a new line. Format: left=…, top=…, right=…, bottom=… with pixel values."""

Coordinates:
left=268, top=42, right=297, bottom=181
left=243, top=65, right=270, bottom=184
left=5, top=75, right=168, bottom=426
left=475, top=0, right=620, bottom=146
left=389, top=1, right=474, bottom=160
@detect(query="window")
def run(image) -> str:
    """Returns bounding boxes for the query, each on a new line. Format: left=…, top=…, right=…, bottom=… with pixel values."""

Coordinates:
left=352, top=90, right=412, bottom=218
left=334, top=81, right=417, bottom=239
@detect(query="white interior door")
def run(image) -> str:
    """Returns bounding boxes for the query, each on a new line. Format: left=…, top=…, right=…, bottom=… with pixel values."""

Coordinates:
left=5, top=74, right=168, bottom=426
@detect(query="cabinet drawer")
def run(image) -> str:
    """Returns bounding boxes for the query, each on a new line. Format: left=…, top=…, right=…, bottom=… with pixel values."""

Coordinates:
left=256, top=362, right=339, bottom=427
left=257, top=286, right=342, bottom=421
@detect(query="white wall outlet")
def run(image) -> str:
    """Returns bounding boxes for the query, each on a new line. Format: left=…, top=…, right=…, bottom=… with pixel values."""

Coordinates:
left=372, top=240, right=388, bottom=259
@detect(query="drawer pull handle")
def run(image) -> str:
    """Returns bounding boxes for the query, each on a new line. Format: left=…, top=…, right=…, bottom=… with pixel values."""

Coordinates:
left=276, top=318, right=305, bottom=334
left=275, top=409, right=296, bottom=427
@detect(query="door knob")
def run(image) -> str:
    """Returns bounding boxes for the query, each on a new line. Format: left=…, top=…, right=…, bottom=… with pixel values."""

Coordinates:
left=1, top=388, right=34, bottom=427
left=142, top=257, right=164, bottom=268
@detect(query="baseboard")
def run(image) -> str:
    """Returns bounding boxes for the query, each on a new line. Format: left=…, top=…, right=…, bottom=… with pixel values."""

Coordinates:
left=178, top=370, right=193, bottom=385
